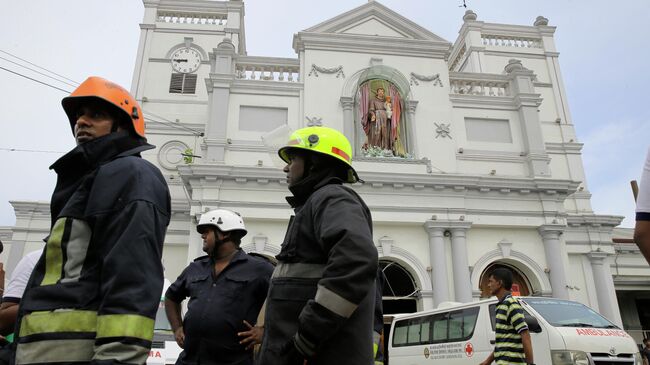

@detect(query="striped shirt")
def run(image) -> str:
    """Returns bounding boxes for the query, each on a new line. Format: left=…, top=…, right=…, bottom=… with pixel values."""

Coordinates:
left=494, top=293, right=529, bottom=365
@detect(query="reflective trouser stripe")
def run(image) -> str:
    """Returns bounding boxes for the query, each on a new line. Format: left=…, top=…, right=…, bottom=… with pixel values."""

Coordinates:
left=272, top=262, right=325, bottom=279
left=97, top=314, right=155, bottom=341
left=314, top=284, right=358, bottom=318
left=94, top=342, right=150, bottom=364
left=20, top=310, right=97, bottom=337
left=41, top=218, right=67, bottom=285
left=373, top=331, right=380, bottom=357
left=15, top=339, right=95, bottom=364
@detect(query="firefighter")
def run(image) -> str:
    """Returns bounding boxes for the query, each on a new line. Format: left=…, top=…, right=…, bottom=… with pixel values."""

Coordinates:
left=165, top=209, right=273, bottom=364
left=257, top=126, right=378, bottom=364
left=13, top=76, right=171, bottom=364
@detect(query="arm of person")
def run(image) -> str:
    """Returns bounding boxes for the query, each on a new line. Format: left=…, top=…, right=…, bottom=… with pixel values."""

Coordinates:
left=479, top=351, right=494, bottom=365
left=164, top=297, right=185, bottom=348
left=91, top=199, right=169, bottom=365
left=292, top=188, right=378, bottom=358
left=521, top=330, right=534, bottom=364
left=634, top=221, right=650, bottom=265
left=635, top=147, right=650, bottom=265
left=0, top=302, right=18, bottom=336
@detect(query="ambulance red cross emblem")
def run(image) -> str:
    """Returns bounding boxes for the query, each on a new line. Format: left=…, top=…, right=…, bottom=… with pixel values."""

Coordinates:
left=465, top=342, right=474, bottom=357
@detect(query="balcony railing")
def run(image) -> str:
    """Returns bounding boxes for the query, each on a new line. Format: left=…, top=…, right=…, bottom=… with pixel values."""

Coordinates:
left=481, top=34, right=542, bottom=48
left=235, top=57, right=300, bottom=83
left=449, top=74, right=510, bottom=97
left=157, top=11, right=227, bottom=25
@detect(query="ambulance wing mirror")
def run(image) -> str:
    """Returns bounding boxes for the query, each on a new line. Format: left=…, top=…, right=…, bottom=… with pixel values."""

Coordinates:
left=524, top=312, right=542, bottom=333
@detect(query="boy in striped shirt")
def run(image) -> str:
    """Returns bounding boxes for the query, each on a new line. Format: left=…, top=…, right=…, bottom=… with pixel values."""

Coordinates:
left=480, top=268, right=535, bottom=365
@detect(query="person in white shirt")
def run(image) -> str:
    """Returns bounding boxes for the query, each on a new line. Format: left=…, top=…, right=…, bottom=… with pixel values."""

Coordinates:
left=0, top=250, right=42, bottom=337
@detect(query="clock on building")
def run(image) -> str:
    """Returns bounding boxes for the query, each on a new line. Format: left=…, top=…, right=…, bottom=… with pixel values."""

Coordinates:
left=170, top=48, right=201, bottom=73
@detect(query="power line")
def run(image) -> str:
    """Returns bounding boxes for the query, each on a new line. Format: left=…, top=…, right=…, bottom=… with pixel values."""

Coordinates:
left=0, top=66, right=71, bottom=94
left=0, top=55, right=78, bottom=88
left=1, top=54, right=204, bottom=136
left=0, top=147, right=66, bottom=154
left=143, top=111, right=204, bottom=136
left=0, top=49, right=79, bottom=85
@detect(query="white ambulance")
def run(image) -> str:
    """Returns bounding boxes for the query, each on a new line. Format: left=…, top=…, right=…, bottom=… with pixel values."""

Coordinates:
left=147, top=279, right=182, bottom=365
left=387, top=297, right=643, bottom=365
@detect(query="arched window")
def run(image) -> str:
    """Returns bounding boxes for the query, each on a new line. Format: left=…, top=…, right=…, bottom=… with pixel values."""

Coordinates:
left=380, top=259, right=418, bottom=314
left=479, top=262, right=533, bottom=298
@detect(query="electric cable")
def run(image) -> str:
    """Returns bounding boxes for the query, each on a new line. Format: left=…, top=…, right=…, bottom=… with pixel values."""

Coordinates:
left=0, top=66, right=71, bottom=94
left=0, top=55, right=78, bottom=88
left=0, top=49, right=79, bottom=85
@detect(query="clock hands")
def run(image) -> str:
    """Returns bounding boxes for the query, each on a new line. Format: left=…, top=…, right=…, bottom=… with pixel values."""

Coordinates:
left=173, top=59, right=188, bottom=63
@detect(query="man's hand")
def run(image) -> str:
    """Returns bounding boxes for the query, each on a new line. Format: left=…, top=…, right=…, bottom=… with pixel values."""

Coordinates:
left=237, top=320, right=263, bottom=350
left=174, top=326, right=185, bottom=348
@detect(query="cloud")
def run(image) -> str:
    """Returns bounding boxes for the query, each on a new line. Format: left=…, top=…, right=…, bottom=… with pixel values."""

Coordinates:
left=579, top=118, right=650, bottom=227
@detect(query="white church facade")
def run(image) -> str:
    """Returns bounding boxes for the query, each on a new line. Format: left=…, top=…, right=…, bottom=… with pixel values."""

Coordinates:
left=3, top=0, right=650, bottom=343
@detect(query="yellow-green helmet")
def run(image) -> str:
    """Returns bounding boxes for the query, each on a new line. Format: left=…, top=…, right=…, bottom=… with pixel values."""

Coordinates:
left=278, top=126, right=359, bottom=183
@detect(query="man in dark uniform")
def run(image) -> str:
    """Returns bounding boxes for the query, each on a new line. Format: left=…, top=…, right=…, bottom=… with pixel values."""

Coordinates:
left=258, top=126, right=378, bottom=365
left=165, top=209, right=273, bottom=365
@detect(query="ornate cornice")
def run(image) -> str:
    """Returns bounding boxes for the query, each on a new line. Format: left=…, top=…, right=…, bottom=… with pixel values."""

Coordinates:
left=293, top=33, right=450, bottom=59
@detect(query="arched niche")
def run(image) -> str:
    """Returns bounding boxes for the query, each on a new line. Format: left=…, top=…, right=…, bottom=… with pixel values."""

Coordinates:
left=340, top=65, right=418, bottom=159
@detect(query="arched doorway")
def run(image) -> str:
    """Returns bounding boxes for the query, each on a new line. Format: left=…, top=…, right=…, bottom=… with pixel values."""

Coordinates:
left=479, top=262, right=532, bottom=298
left=380, top=259, right=418, bottom=314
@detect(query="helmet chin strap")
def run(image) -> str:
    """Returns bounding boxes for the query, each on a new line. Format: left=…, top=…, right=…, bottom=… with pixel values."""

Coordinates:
left=210, top=235, right=236, bottom=261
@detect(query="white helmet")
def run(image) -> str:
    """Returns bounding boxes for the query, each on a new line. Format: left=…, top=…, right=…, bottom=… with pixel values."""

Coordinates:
left=197, top=209, right=247, bottom=237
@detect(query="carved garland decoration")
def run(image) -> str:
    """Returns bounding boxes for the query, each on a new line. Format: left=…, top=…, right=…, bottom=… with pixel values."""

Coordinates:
left=410, top=72, right=443, bottom=87
left=308, top=64, right=345, bottom=78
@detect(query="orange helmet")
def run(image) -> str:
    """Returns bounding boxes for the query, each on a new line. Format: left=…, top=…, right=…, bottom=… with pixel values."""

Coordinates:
left=62, top=76, right=145, bottom=138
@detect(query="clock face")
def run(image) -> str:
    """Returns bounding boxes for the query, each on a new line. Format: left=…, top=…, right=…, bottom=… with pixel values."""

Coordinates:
left=171, top=48, right=201, bottom=73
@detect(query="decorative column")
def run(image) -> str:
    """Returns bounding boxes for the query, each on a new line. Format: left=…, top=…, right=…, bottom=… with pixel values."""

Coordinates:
left=538, top=225, right=569, bottom=299
left=340, top=97, right=355, bottom=149
left=588, top=252, right=623, bottom=327
left=406, top=100, right=419, bottom=157
left=505, top=59, right=549, bottom=177
left=450, top=222, right=473, bottom=303
left=204, top=38, right=236, bottom=163
left=424, top=221, right=450, bottom=306
left=186, top=211, right=205, bottom=263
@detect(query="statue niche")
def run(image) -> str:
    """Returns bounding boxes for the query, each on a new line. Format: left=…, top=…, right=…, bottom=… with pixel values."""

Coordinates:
left=358, top=79, right=409, bottom=158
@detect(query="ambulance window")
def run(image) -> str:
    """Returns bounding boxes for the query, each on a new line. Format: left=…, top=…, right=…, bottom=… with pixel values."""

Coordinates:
left=449, top=311, right=464, bottom=340
left=407, top=322, right=421, bottom=343
left=432, top=313, right=448, bottom=342
left=489, top=304, right=496, bottom=331
left=421, top=319, right=431, bottom=342
left=393, top=320, right=408, bottom=346
left=463, top=309, right=479, bottom=337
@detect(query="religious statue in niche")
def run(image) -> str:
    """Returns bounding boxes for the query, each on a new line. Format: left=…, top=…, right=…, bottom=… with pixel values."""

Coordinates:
left=359, top=79, right=409, bottom=158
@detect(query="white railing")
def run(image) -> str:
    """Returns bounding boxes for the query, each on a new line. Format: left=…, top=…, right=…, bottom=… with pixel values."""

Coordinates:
left=157, top=11, right=227, bottom=25
left=235, top=58, right=300, bottom=83
left=449, top=77, right=510, bottom=97
left=481, top=34, right=542, bottom=48
left=449, top=44, right=467, bottom=72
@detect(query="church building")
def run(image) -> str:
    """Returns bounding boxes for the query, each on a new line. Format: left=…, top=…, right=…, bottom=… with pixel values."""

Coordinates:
left=4, top=0, right=650, bottom=343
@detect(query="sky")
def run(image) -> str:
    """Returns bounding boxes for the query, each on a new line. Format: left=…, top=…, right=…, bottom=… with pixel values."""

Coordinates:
left=1, top=0, right=648, bottom=229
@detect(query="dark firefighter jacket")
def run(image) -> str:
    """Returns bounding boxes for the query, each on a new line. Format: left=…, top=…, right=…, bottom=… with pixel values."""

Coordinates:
left=258, top=172, right=378, bottom=365
left=14, top=131, right=171, bottom=365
